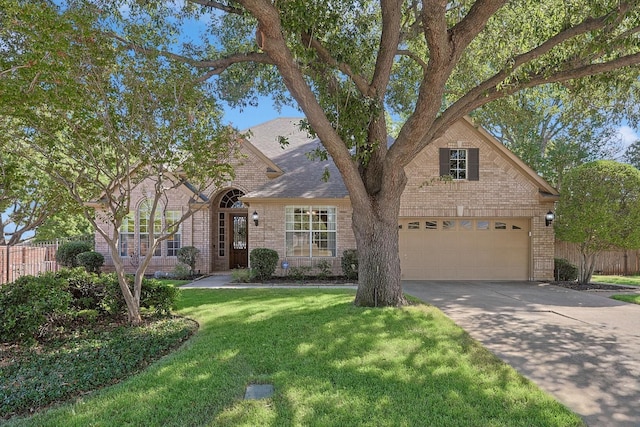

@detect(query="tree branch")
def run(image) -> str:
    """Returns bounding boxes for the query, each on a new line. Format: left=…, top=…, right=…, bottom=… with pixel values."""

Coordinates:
left=187, top=0, right=245, bottom=15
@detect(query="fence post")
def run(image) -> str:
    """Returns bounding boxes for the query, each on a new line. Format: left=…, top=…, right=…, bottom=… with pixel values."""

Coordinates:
left=5, top=245, right=9, bottom=284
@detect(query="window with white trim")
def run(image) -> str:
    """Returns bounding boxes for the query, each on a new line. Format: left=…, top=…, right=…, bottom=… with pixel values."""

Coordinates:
left=285, top=206, right=336, bottom=257
left=119, top=213, right=135, bottom=257
left=166, top=210, right=182, bottom=257
left=449, top=149, right=467, bottom=180
left=139, top=202, right=161, bottom=257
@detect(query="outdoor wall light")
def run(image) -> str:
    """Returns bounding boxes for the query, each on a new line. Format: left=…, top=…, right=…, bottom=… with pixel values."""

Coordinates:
left=545, top=210, right=555, bottom=227
left=252, top=211, right=259, bottom=226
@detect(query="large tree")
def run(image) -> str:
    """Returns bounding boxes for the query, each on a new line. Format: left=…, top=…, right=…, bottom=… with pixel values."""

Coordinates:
left=0, top=149, right=65, bottom=246
left=2, top=1, right=237, bottom=324
left=555, top=160, right=640, bottom=284
left=124, top=0, right=640, bottom=307
left=470, top=83, right=637, bottom=188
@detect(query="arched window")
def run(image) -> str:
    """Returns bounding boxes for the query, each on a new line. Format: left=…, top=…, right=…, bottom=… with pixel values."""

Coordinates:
left=219, top=189, right=246, bottom=209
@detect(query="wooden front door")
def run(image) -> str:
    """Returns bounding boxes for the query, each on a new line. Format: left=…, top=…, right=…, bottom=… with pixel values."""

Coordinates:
left=229, top=213, right=248, bottom=268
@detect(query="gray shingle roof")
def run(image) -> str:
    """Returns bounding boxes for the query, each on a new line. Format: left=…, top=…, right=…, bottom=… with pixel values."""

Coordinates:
left=242, top=118, right=348, bottom=199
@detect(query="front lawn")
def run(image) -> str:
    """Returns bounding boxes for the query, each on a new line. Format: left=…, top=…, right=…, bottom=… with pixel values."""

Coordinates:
left=592, top=275, right=640, bottom=286
left=4, top=289, right=583, bottom=426
left=611, top=294, right=640, bottom=305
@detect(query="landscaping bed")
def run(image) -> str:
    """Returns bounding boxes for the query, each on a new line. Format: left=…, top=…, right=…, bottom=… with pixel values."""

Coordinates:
left=1, top=315, right=197, bottom=420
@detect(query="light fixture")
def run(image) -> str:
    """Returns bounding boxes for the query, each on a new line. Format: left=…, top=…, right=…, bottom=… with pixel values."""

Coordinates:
left=252, top=211, right=259, bottom=226
left=545, top=210, right=555, bottom=227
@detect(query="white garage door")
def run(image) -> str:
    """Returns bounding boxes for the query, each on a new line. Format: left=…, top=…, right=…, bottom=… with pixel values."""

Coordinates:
left=399, top=218, right=530, bottom=280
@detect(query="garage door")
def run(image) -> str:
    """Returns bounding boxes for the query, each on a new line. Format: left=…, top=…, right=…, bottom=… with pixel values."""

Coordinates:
left=399, top=218, right=530, bottom=280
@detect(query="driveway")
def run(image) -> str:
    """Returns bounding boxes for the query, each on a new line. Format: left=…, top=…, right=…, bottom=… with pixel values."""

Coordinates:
left=403, top=280, right=640, bottom=427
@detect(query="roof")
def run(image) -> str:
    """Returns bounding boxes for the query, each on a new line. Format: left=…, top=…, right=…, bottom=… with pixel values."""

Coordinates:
left=241, top=116, right=559, bottom=201
left=242, top=118, right=348, bottom=199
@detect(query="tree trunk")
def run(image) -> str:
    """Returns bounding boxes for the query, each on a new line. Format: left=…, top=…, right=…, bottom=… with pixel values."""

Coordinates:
left=578, top=251, right=597, bottom=285
left=353, top=195, right=407, bottom=307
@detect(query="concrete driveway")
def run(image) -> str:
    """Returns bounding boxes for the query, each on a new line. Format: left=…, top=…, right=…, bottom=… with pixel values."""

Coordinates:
left=403, top=280, right=640, bottom=427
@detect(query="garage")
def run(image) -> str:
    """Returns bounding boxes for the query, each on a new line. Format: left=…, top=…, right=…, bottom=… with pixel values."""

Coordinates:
left=399, top=218, right=530, bottom=280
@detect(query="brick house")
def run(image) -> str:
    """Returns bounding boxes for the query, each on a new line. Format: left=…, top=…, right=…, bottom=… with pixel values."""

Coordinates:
left=96, top=116, right=559, bottom=280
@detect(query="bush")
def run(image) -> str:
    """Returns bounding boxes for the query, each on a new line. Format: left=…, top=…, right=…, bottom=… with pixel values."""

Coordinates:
left=99, top=273, right=128, bottom=317
left=554, top=258, right=578, bottom=281
left=314, top=260, right=332, bottom=279
left=0, top=273, right=71, bottom=343
left=289, top=265, right=311, bottom=281
left=177, top=246, right=200, bottom=274
left=141, top=279, right=179, bottom=315
left=231, top=268, right=253, bottom=283
left=250, top=248, right=279, bottom=281
left=56, top=268, right=105, bottom=312
left=172, top=263, right=192, bottom=280
left=342, top=249, right=359, bottom=280
left=56, top=241, right=93, bottom=268
left=76, top=251, right=104, bottom=273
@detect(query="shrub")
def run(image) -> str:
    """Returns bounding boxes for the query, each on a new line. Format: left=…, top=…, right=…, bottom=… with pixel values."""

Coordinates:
left=250, top=248, right=279, bottom=281
left=141, top=279, right=179, bottom=315
left=56, top=241, right=93, bottom=268
left=341, top=249, right=358, bottom=280
left=231, top=268, right=254, bottom=283
left=0, top=273, right=71, bottom=343
left=315, top=260, right=332, bottom=279
left=57, top=268, right=105, bottom=311
left=99, top=273, right=128, bottom=317
left=554, top=258, right=578, bottom=281
left=177, top=246, right=200, bottom=275
left=172, top=263, right=192, bottom=280
left=289, top=265, right=312, bottom=281
left=76, top=251, right=104, bottom=273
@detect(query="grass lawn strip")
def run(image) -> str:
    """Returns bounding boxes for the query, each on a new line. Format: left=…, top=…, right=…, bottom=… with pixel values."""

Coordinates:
left=4, top=289, right=583, bottom=426
left=592, top=275, right=640, bottom=286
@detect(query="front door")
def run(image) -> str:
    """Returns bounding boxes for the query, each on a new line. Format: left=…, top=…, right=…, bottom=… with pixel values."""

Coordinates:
left=229, top=213, right=248, bottom=268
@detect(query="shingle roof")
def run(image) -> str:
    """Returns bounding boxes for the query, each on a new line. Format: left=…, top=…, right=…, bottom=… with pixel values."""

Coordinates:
left=242, top=118, right=348, bottom=199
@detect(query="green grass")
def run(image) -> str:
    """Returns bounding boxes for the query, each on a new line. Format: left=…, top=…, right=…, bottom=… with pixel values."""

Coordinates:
left=611, top=294, right=640, bottom=304
left=4, top=289, right=583, bottom=427
left=157, top=279, right=191, bottom=286
left=592, top=275, right=640, bottom=286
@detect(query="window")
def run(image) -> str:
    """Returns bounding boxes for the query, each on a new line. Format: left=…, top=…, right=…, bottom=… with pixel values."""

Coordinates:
left=119, top=214, right=135, bottom=257
left=449, top=149, right=467, bottom=180
left=425, top=220, right=438, bottom=230
left=166, top=210, right=182, bottom=257
left=118, top=202, right=181, bottom=258
left=477, top=220, right=490, bottom=230
left=286, top=206, right=336, bottom=257
left=495, top=221, right=507, bottom=230
left=408, top=221, right=420, bottom=230
left=460, top=220, right=472, bottom=230
left=439, top=148, right=479, bottom=181
left=443, top=220, right=456, bottom=230
left=139, top=203, right=161, bottom=257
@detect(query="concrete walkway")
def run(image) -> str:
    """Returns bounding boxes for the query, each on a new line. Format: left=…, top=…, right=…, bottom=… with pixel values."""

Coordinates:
left=403, top=280, right=640, bottom=427
left=182, top=276, right=640, bottom=426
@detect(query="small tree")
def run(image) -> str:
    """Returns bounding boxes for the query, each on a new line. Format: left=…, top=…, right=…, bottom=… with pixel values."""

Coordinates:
left=176, top=246, right=200, bottom=276
left=555, top=161, right=640, bottom=284
left=56, top=241, right=93, bottom=268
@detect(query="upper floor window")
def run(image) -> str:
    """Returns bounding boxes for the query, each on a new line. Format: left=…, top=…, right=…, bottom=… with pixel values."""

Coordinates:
left=439, top=147, right=479, bottom=181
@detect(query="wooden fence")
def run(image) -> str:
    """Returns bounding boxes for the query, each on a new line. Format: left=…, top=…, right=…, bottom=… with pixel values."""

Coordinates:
left=0, top=237, right=93, bottom=285
left=555, top=240, right=640, bottom=276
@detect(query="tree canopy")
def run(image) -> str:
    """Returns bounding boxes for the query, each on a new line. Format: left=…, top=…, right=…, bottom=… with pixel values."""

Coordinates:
left=555, top=160, right=640, bottom=284
left=1, top=0, right=237, bottom=324
left=5, top=0, right=640, bottom=306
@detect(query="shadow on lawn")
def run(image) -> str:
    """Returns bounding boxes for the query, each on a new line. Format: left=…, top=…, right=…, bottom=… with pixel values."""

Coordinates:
left=17, top=289, right=580, bottom=427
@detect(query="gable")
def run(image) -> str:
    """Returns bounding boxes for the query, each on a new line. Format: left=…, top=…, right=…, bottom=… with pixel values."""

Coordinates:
left=401, top=117, right=558, bottom=216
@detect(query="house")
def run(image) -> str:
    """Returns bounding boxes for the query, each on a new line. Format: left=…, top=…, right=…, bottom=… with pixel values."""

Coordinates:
left=96, top=116, right=559, bottom=281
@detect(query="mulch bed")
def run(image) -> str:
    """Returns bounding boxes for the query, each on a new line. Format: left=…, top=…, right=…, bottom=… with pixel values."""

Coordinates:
left=551, top=281, right=637, bottom=291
